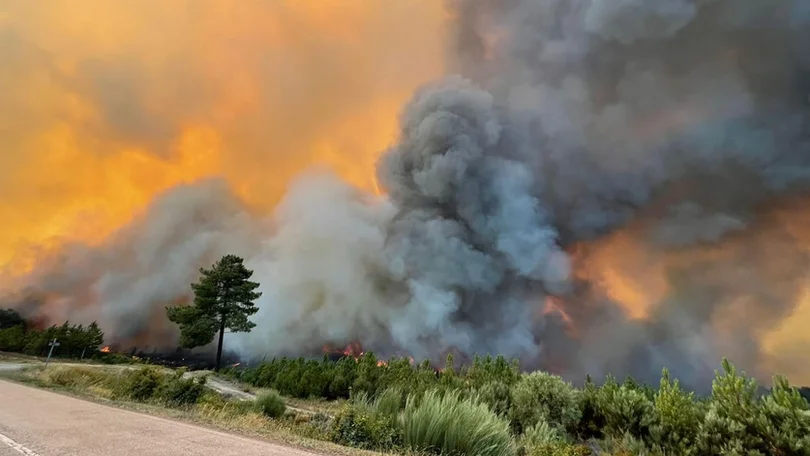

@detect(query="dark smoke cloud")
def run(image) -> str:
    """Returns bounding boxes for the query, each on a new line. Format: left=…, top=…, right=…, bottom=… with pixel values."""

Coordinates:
left=4, top=0, right=810, bottom=389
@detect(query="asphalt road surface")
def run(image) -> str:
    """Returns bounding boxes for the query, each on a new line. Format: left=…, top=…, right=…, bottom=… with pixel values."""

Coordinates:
left=0, top=380, right=324, bottom=456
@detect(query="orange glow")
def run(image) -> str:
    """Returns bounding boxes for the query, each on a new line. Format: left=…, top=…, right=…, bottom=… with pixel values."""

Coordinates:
left=0, top=0, right=446, bottom=274
left=542, top=296, right=578, bottom=338
left=100, top=346, right=110, bottom=353
left=563, top=195, right=810, bottom=383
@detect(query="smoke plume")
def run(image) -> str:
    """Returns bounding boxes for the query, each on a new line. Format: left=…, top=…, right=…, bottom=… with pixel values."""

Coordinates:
left=3, top=0, right=810, bottom=389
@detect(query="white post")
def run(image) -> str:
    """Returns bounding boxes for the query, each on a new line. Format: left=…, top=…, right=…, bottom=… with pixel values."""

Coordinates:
left=45, top=339, right=60, bottom=367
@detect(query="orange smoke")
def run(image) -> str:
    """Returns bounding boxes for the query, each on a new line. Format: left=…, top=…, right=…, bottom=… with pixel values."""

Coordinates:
left=0, top=0, right=446, bottom=275
left=564, top=194, right=810, bottom=383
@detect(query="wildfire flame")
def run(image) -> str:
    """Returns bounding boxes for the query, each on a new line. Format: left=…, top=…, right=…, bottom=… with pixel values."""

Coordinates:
left=100, top=346, right=110, bottom=353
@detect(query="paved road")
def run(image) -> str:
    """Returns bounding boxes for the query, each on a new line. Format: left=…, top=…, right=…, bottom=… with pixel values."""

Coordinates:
left=0, top=380, right=324, bottom=456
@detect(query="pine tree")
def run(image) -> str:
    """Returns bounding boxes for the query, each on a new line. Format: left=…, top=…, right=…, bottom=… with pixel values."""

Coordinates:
left=166, top=254, right=262, bottom=371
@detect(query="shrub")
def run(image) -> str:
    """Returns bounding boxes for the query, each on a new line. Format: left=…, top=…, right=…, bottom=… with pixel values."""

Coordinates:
left=695, top=358, right=763, bottom=454
left=697, top=359, right=810, bottom=455
left=254, top=390, right=287, bottom=419
left=576, top=376, right=605, bottom=439
left=756, top=374, right=810, bottom=454
left=115, top=366, right=166, bottom=401
left=327, top=403, right=402, bottom=450
left=0, top=325, right=26, bottom=352
left=596, top=383, right=655, bottom=441
left=597, top=433, right=661, bottom=456
left=524, top=442, right=591, bottom=456
left=510, top=372, right=582, bottom=435
left=400, top=389, right=514, bottom=456
left=522, top=420, right=566, bottom=447
left=478, top=380, right=513, bottom=417
left=648, top=368, right=703, bottom=452
left=158, top=372, right=207, bottom=406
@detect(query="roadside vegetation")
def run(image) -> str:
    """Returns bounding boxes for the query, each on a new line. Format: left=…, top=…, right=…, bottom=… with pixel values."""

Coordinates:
left=0, top=308, right=134, bottom=364
left=3, top=356, right=809, bottom=456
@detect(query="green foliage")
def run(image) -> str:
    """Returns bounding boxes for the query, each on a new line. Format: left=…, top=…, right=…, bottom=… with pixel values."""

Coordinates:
left=115, top=366, right=166, bottom=401
left=254, top=390, right=286, bottom=418
left=357, top=387, right=405, bottom=423
left=401, top=389, right=514, bottom=456
left=0, top=325, right=26, bottom=352
left=158, top=371, right=207, bottom=406
left=697, top=359, right=810, bottom=455
left=757, top=375, right=810, bottom=454
left=510, top=372, right=582, bottom=435
left=0, top=309, right=25, bottom=330
left=649, top=368, right=703, bottom=453
left=522, top=419, right=566, bottom=447
left=523, top=443, right=591, bottom=456
left=166, top=254, right=262, bottom=370
left=576, top=375, right=605, bottom=439
left=466, top=354, right=521, bottom=388
left=478, top=380, right=513, bottom=417
left=595, top=381, right=655, bottom=441
left=233, top=354, right=810, bottom=456
left=327, top=402, right=402, bottom=451
left=0, top=313, right=105, bottom=358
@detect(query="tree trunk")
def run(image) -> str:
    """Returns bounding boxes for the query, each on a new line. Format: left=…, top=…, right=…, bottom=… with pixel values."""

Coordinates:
left=215, top=315, right=226, bottom=372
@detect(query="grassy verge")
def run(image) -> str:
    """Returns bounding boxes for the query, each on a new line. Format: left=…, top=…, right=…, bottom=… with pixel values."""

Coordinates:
left=0, top=365, right=386, bottom=456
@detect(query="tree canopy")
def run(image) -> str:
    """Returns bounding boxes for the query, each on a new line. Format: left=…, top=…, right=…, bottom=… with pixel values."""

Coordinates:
left=0, top=309, right=26, bottom=330
left=166, top=254, right=261, bottom=370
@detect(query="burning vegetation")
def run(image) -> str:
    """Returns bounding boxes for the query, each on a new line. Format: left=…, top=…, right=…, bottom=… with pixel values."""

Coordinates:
left=1, top=0, right=810, bottom=390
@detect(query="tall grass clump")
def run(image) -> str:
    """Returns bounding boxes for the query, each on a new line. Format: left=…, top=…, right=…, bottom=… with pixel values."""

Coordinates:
left=400, top=389, right=514, bottom=456
left=40, top=366, right=113, bottom=389
left=254, top=390, right=286, bottom=418
left=327, top=387, right=403, bottom=450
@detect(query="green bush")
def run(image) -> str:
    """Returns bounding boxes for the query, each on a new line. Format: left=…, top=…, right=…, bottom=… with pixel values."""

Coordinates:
left=522, top=420, right=566, bottom=446
left=756, top=375, right=810, bottom=454
left=597, top=433, right=660, bottom=456
left=510, top=372, right=582, bottom=435
left=158, top=372, right=207, bottom=406
left=327, top=403, right=402, bottom=450
left=400, top=389, right=514, bottom=456
left=478, top=380, right=513, bottom=417
left=576, top=376, right=605, bottom=439
left=254, top=390, right=287, bottom=418
left=596, top=382, right=655, bottom=441
left=697, top=359, right=810, bottom=455
left=0, top=325, right=26, bottom=352
left=648, top=368, right=703, bottom=452
left=523, top=442, right=591, bottom=456
left=115, top=366, right=166, bottom=401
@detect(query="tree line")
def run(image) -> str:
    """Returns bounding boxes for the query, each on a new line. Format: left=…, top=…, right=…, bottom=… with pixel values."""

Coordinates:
left=0, top=309, right=104, bottom=358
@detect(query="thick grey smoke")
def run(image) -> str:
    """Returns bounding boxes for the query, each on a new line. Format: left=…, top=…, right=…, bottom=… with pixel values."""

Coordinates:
left=4, top=0, right=810, bottom=388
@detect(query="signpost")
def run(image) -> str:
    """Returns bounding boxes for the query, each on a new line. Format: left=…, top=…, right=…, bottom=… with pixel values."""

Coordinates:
left=45, top=338, right=60, bottom=367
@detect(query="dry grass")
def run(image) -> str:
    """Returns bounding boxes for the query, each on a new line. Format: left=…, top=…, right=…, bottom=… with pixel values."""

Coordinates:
left=0, top=364, right=391, bottom=456
left=0, top=351, right=38, bottom=362
left=282, top=394, right=348, bottom=416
